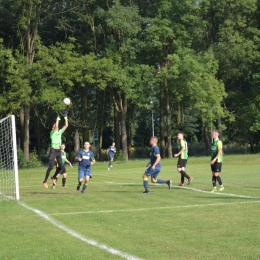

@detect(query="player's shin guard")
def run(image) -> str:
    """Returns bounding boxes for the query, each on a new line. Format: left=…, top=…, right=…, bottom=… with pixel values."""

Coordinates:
left=143, top=177, right=149, bottom=190
left=180, top=170, right=190, bottom=179
left=212, top=176, right=217, bottom=187
left=62, top=177, right=66, bottom=187
left=216, top=175, right=223, bottom=185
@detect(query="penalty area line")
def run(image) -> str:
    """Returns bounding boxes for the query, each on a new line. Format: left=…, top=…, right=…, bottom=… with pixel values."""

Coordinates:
left=177, top=186, right=260, bottom=199
left=49, top=200, right=260, bottom=216
left=18, top=201, right=143, bottom=260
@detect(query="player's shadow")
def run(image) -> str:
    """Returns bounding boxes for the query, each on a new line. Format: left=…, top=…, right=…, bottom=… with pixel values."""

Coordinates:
left=96, top=190, right=136, bottom=193
left=121, top=184, right=141, bottom=186
left=29, top=192, right=64, bottom=195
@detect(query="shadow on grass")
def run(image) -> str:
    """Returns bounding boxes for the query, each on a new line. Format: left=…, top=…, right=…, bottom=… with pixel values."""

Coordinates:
left=28, top=192, right=62, bottom=195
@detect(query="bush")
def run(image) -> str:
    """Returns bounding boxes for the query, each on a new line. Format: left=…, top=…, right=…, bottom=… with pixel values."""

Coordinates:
left=17, top=148, right=28, bottom=169
left=115, top=150, right=126, bottom=161
left=17, top=148, right=42, bottom=169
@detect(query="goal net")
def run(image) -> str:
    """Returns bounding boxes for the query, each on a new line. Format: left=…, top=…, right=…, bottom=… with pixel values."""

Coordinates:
left=0, top=115, right=19, bottom=201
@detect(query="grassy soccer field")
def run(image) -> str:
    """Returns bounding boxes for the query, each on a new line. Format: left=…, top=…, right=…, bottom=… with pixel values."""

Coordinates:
left=1, top=154, right=260, bottom=260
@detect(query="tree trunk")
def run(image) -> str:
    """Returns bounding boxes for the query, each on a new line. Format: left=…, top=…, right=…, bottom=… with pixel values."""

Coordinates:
left=127, top=104, right=135, bottom=160
left=160, top=85, right=166, bottom=158
left=23, top=106, right=30, bottom=162
left=67, top=141, right=72, bottom=162
left=98, top=90, right=106, bottom=161
left=36, top=116, right=41, bottom=159
left=202, top=118, right=210, bottom=156
left=121, top=97, right=128, bottom=161
left=114, top=105, right=121, bottom=150
left=74, top=129, right=80, bottom=153
left=165, top=87, right=172, bottom=158
left=81, top=86, right=89, bottom=142
left=249, top=137, right=256, bottom=154
left=19, top=107, right=25, bottom=151
left=218, top=117, right=222, bottom=140
left=66, top=129, right=74, bottom=163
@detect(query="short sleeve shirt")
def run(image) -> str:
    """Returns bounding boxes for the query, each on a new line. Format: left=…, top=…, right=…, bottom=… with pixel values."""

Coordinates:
left=50, top=129, right=64, bottom=148
left=211, top=139, right=223, bottom=162
left=76, top=149, right=95, bottom=169
left=150, top=145, right=161, bottom=169
left=177, top=139, right=188, bottom=159
left=108, top=146, right=116, bottom=154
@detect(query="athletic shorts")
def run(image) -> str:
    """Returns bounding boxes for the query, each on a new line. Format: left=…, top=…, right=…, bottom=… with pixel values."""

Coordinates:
left=177, top=159, right=187, bottom=168
left=145, top=166, right=161, bottom=179
left=211, top=162, right=222, bottom=173
left=48, top=149, right=62, bottom=169
left=78, top=168, right=92, bottom=179
left=108, top=152, right=115, bottom=159
left=55, top=166, right=66, bottom=175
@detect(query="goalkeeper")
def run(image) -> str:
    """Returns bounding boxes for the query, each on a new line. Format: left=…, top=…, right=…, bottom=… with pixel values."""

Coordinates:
left=43, top=111, right=68, bottom=188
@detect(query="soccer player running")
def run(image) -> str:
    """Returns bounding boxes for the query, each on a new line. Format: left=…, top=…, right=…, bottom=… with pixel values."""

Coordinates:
left=210, top=130, right=224, bottom=192
left=107, top=142, right=116, bottom=170
left=51, top=143, right=73, bottom=189
left=174, top=132, right=193, bottom=186
left=142, top=136, right=172, bottom=194
left=75, top=141, right=96, bottom=193
left=43, top=112, right=68, bottom=188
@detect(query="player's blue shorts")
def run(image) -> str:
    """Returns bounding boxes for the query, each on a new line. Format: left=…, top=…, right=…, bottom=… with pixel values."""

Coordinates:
left=145, top=166, right=161, bottom=179
left=78, top=168, right=92, bottom=179
left=108, top=152, right=115, bottom=159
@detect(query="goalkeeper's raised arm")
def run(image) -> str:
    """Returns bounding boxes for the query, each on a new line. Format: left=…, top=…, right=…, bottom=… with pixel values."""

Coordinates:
left=61, top=110, right=68, bottom=132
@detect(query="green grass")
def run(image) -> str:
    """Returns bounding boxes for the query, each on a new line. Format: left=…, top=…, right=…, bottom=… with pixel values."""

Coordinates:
left=1, top=154, right=260, bottom=260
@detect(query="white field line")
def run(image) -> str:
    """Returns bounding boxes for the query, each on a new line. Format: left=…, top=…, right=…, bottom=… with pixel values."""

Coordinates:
left=176, top=186, right=260, bottom=199
left=49, top=200, right=260, bottom=216
left=19, top=201, right=143, bottom=260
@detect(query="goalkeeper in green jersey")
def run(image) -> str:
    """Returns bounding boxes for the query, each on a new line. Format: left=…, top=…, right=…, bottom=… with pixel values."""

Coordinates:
left=43, top=112, right=68, bottom=189
left=210, top=130, right=224, bottom=192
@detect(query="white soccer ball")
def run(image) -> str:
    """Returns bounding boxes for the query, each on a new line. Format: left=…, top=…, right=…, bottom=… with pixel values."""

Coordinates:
left=63, top=98, right=70, bottom=105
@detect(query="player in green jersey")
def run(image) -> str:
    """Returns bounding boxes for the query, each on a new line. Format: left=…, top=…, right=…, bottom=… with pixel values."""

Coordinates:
left=174, top=132, right=193, bottom=186
left=51, top=143, right=73, bottom=188
left=210, top=130, right=224, bottom=192
left=43, top=112, right=68, bottom=188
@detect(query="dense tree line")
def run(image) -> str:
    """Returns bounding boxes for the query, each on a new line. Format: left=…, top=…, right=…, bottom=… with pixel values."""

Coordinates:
left=0, top=0, right=260, bottom=162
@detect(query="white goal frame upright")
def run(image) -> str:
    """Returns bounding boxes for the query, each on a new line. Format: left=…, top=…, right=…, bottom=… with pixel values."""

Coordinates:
left=0, top=115, right=19, bottom=201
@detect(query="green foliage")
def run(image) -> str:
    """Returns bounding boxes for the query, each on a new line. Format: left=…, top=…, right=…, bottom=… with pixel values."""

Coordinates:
left=17, top=148, right=28, bottom=169
left=2, top=0, right=260, bottom=159
left=114, top=150, right=126, bottom=161
left=17, top=148, right=42, bottom=169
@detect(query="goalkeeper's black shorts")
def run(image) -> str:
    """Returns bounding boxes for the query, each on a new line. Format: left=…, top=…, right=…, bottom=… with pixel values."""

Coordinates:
left=48, top=149, right=62, bottom=169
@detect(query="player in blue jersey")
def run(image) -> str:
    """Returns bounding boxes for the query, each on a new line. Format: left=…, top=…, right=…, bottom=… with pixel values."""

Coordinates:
left=107, top=142, right=116, bottom=170
left=75, top=142, right=96, bottom=193
left=142, top=136, right=172, bottom=194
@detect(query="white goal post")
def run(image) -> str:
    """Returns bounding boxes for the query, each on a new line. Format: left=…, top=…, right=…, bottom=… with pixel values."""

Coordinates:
left=0, top=115, right=19, bottom=201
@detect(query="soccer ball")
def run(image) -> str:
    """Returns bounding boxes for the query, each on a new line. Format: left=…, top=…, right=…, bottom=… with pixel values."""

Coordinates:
left=63, top=98, right=70, bottom=105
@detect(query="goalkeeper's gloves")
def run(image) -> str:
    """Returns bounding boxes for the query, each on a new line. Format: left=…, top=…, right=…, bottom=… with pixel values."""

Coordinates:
left=62, top=110, right=68, bottom=117
left=61, top=110, right=68, bottom=120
